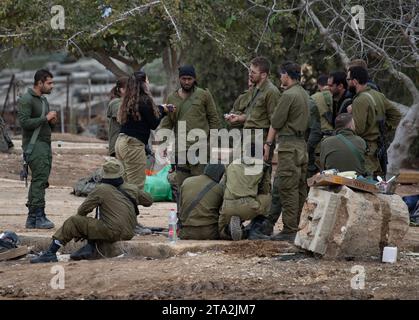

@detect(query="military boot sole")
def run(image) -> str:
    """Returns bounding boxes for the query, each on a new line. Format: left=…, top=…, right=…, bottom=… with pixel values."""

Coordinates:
left=247, top=231, right=271, bottom=240
left=70, top=244, right=97, bottom=261
left=30, top=253, right=58, bottom=264
left=270, top=232, right=296, bottom=243
left=229, top=216, right=242, bottom=241
left=34, top=222, right=55, bottom=229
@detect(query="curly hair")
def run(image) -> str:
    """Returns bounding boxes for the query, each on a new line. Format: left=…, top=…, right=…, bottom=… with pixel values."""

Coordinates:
left=117, top=71, right=160, bottom=124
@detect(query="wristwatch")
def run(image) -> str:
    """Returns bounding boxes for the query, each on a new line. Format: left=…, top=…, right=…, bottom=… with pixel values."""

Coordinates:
left=265, top=141, right=273, bottom=147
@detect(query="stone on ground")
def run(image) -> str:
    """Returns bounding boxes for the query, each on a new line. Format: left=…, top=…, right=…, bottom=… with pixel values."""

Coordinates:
left=295, top=186, right=410, bottom=259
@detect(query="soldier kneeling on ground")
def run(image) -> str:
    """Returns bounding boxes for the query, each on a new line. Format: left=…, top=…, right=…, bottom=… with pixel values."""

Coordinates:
left=219, top=159, right=272, bottom=241
left=30, top=158, right=153, bottom=263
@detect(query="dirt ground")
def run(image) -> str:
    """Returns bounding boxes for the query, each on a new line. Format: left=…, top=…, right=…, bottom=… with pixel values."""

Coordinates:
left=0, top=134, right=418, bottom=300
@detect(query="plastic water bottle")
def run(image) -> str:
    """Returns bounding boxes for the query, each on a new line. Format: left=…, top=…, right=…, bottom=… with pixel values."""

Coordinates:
left=168, top=209, right=178, bottom=243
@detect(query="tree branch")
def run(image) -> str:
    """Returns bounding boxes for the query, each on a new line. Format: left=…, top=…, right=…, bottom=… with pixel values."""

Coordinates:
left=108, top=53, right=141, bottom=70
left=255, top=0, right=276, bottom=53
left=302, top=0, right=350, bottom=66
left=91, top=1, right=161, bottom=37
left=89, top=50, right=128, bottom=78
left=162, top=1, right=181, bottom=41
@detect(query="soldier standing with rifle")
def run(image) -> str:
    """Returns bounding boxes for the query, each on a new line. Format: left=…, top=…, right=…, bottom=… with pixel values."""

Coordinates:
left=347, top=66, right=401, bottom=177
left=18, top=69, right=57, bottom=229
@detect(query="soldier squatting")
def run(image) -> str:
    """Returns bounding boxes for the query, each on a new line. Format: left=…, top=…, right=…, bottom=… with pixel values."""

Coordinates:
left=21, top=56, right=401, bottom=263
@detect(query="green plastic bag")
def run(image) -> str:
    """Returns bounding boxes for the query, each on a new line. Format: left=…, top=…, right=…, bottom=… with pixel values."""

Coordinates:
left=144, top=165, right=173, bottom=202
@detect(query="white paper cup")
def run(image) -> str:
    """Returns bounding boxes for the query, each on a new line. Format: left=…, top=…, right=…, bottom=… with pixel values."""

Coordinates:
left=382, top=246, right=397, bottom=263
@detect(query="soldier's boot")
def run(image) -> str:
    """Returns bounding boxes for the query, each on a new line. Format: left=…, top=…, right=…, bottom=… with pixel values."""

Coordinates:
left=25, top=207, right=36, bottom=229
left=70, top=241, right=97, bottom=261
left=229, top=216, right=243, bottom=241
left=270, top=231, right=296, bottom=243
left=30, top=240, right=60, bottom=264
left=34, top=207, right=55, bottom=229
left=247, top=216, right=273, bottom=240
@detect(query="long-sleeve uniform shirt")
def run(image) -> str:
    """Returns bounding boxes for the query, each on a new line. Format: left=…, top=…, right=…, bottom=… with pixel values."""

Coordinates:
left=77, top=183, right=153, bottom=240
left=18, top=88, right=54, bottom=150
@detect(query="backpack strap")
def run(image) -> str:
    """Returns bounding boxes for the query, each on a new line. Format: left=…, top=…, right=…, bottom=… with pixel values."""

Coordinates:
left=336, top=134, right=364, bottom=167
left=176, top=89, right=201, bottom=122
left=361, top=92, right=376, bottom=107
left=25, top=99, right=46, bottom=156
left=245, top=88, right=261, bottom=117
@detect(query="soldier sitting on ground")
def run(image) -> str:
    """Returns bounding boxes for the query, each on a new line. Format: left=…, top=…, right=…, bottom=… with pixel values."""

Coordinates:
left=30, top=158, right=153, bottom=263
left=320, top=113, right=367, bottom=176
left=178, top=164, right=225, bottom=240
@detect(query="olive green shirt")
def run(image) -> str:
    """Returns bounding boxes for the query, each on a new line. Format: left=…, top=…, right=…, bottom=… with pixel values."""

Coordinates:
left=320, top=128, right=367, bottom=175
left=160, top=87, right=221, bottom=148
left=352, top=87, right=401, bottom=143
left=107, top=98, right=121, bottom=155
left=228, top=90, right=252, bottom=129
left=311, top=91, right=333, bottom=131
left=231, top=90, right=252, bottom=114
left=244, top=79, right=281, bottom=129
left=224, top=163, right=264, bottom=200
left=270, top=83, right=309, bottom=138
left=18, top=88, right=53, bottom=150
left=179, top=175, right=224, bottom=227
left=77, top=183, right=153, bottom=240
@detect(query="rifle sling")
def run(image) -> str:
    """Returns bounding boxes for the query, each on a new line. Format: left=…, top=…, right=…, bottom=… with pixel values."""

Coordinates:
left=336, top=134, right=364, bottom=166
left=180, top=180, right=217, bottom=223
left=245, top=88, right=261, bottom=117
left=25, top=100, right=46, bottom=156
left=176, top=89, right=201, bottom=122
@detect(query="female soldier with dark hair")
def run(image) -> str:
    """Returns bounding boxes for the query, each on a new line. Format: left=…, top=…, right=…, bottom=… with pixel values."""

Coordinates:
left=107, top=77, right=128, bottom=156
left=115, top=71, right=175, bottom=190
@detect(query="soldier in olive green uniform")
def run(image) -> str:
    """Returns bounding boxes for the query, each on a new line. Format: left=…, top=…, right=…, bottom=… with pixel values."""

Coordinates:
left=219, top=162, right=271, bottom=241
left=227, top=58, right=281, bottom=142
left=107, top=98, right=121, bottom=156
left=31, top=159, right=153, bottom=263
left=225, top=80, right=253, bottom=130
left=348, top=66, right=401, bottom=176
left=107, top=77, right=127, bottom=156
left=226, top=57, right=281, bottom=204
left=264, top=62, right=309, bottom=242
left=159, top=65, right=221, bottom=188
left=320, top=113, right=367, bottom=175
left=178, top=164, right=225, bottom=240
left=307, top=75, right=334, bottom=176
left=18, top=70, right=58, bottom=229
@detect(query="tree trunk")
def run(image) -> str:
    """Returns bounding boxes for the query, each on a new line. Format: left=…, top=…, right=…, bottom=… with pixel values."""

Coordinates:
left=89, top=50, right=129, bottom=78
left=162, top=45, right=183, bottom=101
left=387, top=102, right=419, bottom=178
